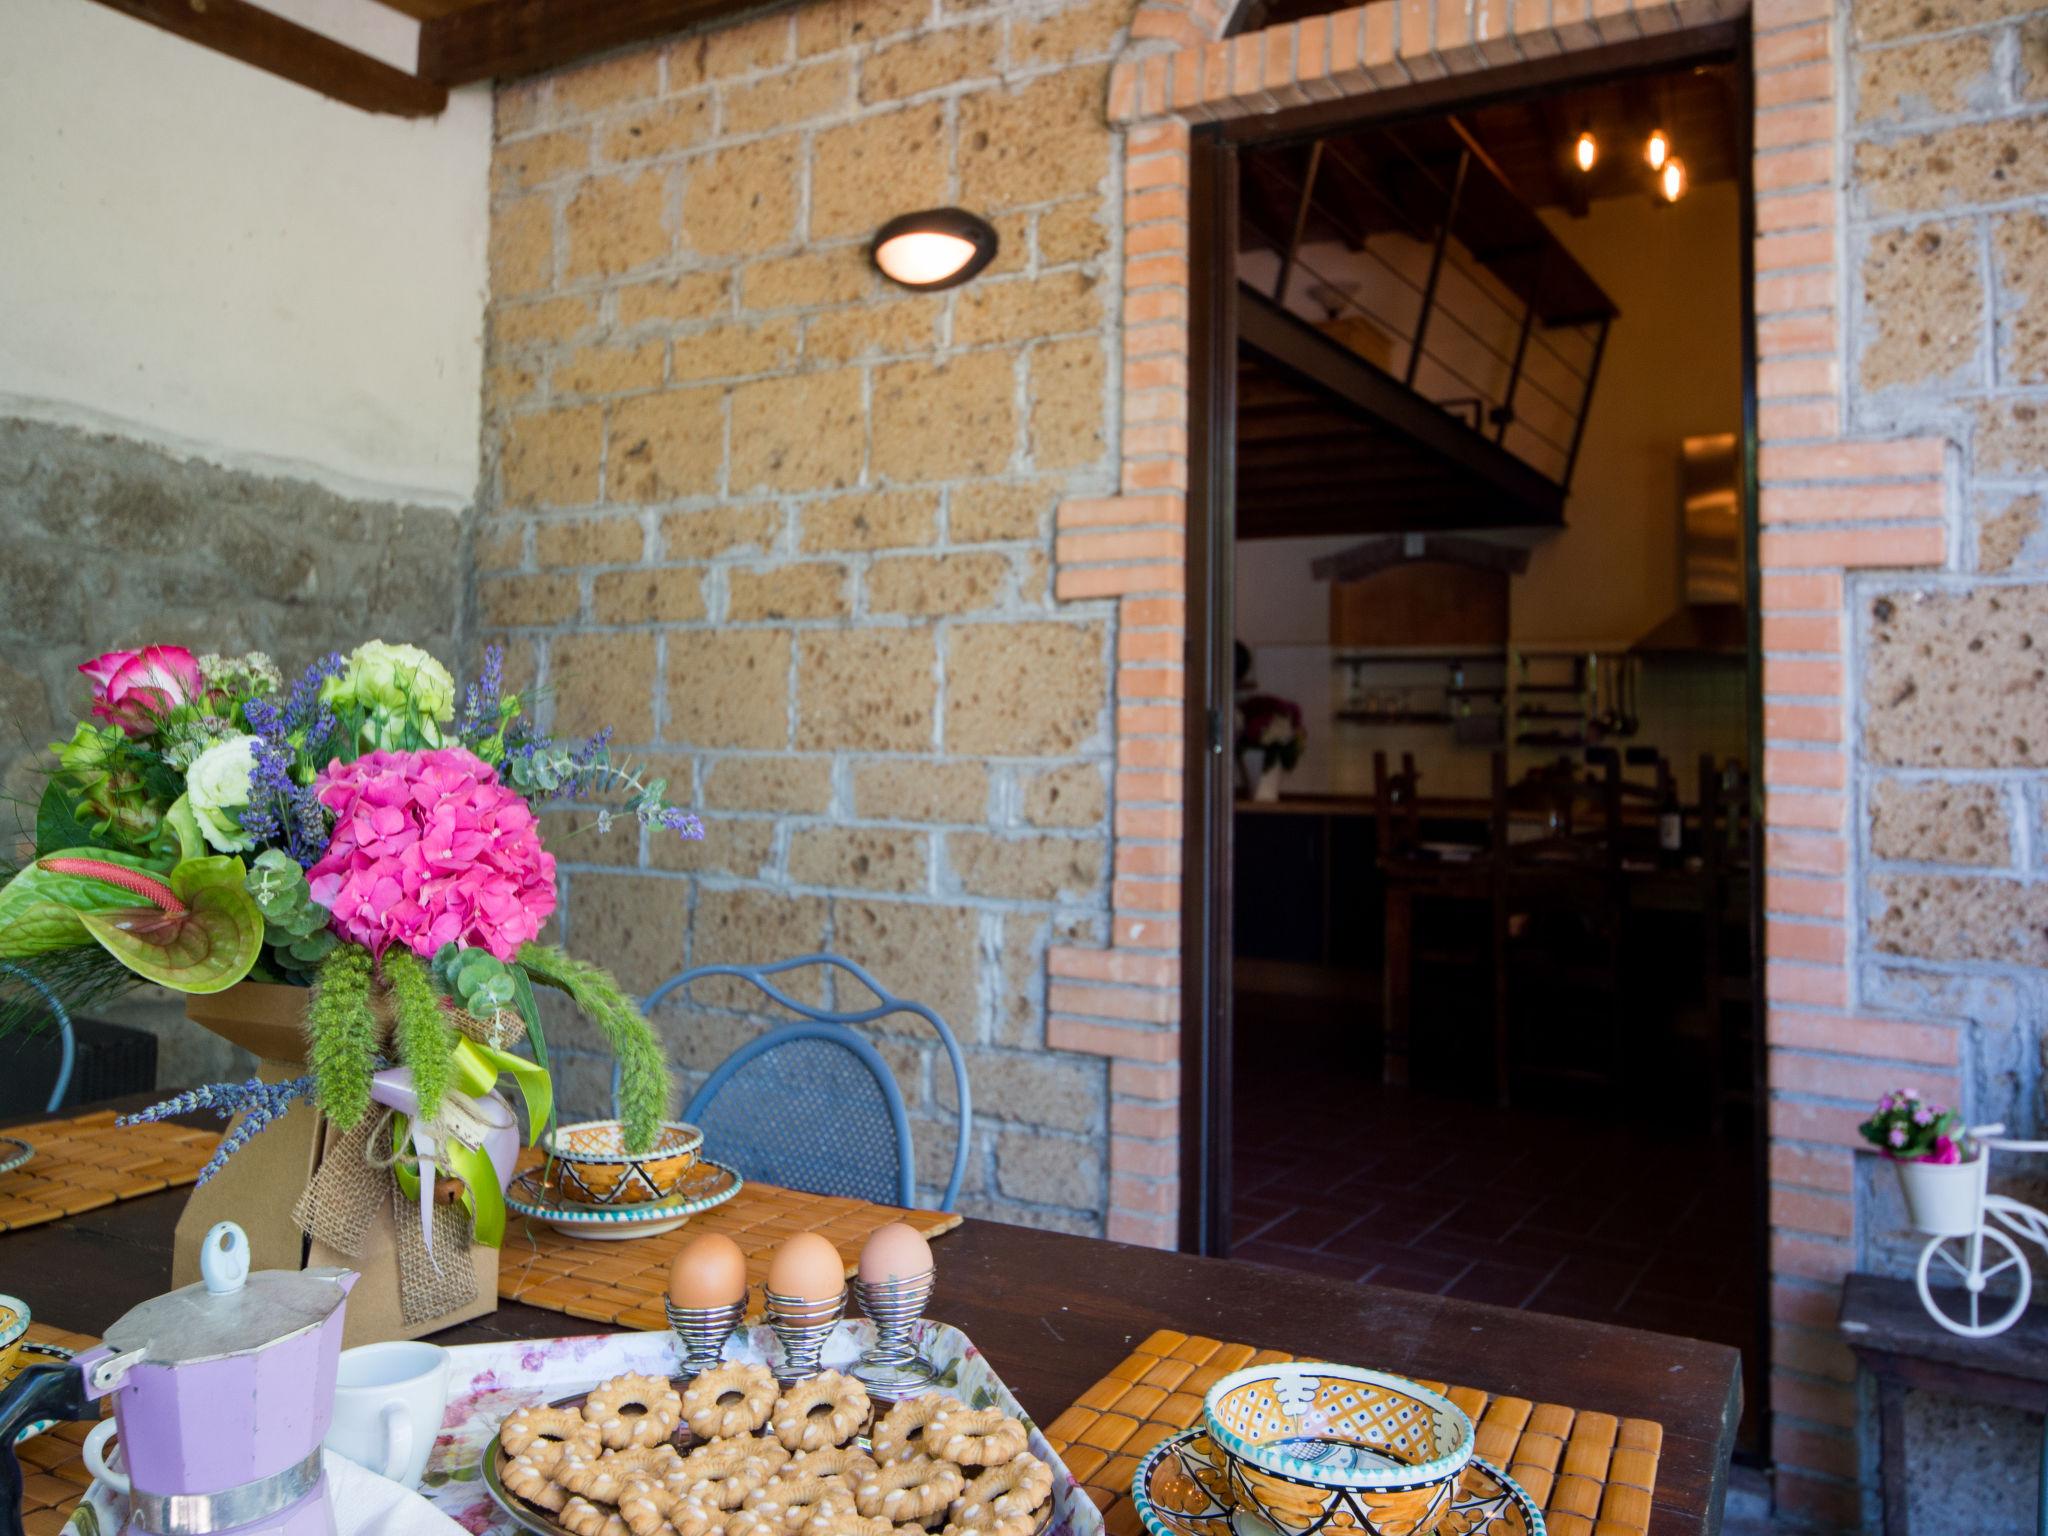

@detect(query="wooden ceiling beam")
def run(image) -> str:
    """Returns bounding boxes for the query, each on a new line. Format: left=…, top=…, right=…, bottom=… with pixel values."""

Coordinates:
left=420, top=0, right=789, bottom=86
left=86, top=0, right=446, bottom=115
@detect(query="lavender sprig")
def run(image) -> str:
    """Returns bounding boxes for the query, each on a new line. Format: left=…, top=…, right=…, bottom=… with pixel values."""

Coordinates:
left=120, top=1075, right=318, bottom=1185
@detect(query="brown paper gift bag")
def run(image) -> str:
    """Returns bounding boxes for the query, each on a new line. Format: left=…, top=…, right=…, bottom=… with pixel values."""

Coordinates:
left=176, top=981, right=499, bottom=1347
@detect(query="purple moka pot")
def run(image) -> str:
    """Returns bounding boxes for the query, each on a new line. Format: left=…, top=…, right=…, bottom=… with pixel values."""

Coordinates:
left=0, top=1222, right=357, bottom=1536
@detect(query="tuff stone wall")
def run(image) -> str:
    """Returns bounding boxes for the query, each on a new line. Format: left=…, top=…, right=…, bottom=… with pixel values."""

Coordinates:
left=0, top=414, right=467, bottom=1085
left=477, top=0, right=1134, bottom=1233
left=1844, top=6, right=2048, bottom=1530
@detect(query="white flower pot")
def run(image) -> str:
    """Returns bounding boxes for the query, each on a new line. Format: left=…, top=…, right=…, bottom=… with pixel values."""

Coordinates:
left=1897, top=1155, right=1984, bottom=1237
left=1253, top=764, right=1283, bottom=803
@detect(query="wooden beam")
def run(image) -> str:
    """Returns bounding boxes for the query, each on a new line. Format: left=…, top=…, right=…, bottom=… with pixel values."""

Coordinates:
left=420, top=0, right=789, bottom=86
left=1238, top=282, right=1565, bottom=525
left=85, top=0, right=446, bottom=116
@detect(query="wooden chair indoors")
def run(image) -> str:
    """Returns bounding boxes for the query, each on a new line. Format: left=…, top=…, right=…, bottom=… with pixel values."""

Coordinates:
left=1374, top=750, right=1512, bottom=1103
left=1499, top=753, right=1628, bottom=1103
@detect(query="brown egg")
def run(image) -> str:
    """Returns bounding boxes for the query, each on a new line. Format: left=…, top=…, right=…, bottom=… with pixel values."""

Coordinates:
left=859, top=1221, right=934, bottom=1284
left=668, top=1232, right=748, bottom=1309
left=767, top=1231, right=846, bottom=1301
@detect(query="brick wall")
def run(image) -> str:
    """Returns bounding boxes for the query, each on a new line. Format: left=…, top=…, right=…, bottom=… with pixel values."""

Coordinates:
left=482, top=0, right=2048, bottom=1522
left=477, top=0, right=1136, bottom=1234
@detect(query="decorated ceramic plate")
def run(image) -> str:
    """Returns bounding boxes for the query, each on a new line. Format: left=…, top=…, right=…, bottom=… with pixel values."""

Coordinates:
left=482, top=1375, right=1056, bottom=1536
left=13, top=1343, right=75, bottom=1443
left=507, top=1157, right=742, bottom=1239
left=1132, top=1426, right=1543, bottom=1536
left=0, top=1138, right=33, bottom=1179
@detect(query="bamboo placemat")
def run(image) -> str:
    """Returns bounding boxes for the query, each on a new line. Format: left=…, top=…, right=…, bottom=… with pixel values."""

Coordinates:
left=12, top=1322, right=108, bottom=1536
left=1042, top=1331, right=1662, bottom=1536
left=498, top=1162, right=962, bottom=1329
left=0, top=1111, right=220, bottom=1234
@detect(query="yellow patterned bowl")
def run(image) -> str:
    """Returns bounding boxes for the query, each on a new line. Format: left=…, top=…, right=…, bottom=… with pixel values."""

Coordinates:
left=0, top=1296, right=28, bottom=1392
left=543, top=1119, right=703, bottom=1206
left=1203, top=1362, right=1475, bottom=1536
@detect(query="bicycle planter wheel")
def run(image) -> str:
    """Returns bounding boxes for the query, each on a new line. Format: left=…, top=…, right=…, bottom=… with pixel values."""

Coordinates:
left=1917, top=1226, right=2032, bottom=1337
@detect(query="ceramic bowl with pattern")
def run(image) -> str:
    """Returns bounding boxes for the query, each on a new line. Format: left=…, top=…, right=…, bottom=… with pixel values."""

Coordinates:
left=1133, top=1425, right=1539, bottom=1536
left=0, top=1296, right=28, bottom=1393
left=542, top=1118, right=703, bottom=1205
left=508, top=1157, right=741, bottom=1240
left=1203, top=1362, right=1476, bottom=1536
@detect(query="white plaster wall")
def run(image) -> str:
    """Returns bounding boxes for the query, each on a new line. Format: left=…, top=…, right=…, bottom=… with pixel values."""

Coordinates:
left=0, top=0, right=491, bottom=508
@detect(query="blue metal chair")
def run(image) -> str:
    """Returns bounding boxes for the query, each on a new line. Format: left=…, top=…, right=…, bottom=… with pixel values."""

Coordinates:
left=630, top=955, right=971, bottom=1211
left=0, top=965, right=75, bottom=1113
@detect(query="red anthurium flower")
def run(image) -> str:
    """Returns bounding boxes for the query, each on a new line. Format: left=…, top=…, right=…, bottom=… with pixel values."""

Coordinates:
left=79, top=646, right=205, bottom=736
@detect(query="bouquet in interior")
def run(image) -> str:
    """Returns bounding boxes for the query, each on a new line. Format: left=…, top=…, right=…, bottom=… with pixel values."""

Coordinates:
left=0, top=640, right=700, bottom=1249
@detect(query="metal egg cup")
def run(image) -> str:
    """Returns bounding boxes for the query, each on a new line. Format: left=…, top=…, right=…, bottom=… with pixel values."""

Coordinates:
left=764, top=1285, right=847, bottom=1384
left=664, top=1294, right=750, bottom=1375
left=851, top=1265, right=938, bottom=1401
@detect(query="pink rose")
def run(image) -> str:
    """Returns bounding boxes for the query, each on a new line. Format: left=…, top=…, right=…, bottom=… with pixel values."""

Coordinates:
left=80, top=646, right=204, bottom=737
left=307, top=747, right=556, bottom=962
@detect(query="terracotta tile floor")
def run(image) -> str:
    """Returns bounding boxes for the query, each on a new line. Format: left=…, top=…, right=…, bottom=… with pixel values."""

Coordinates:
left=1229, top=990, right=1764, bottom=1453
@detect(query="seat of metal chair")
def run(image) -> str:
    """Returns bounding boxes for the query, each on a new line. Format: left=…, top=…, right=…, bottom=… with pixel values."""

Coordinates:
left=637, top=955, right=971, bottom=1211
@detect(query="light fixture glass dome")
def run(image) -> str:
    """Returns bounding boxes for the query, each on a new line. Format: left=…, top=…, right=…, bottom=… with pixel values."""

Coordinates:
left=1660, top=156, right=1688, bottom=203
left=1646, top=128, right=1670, bottom=170
left=871, top=208, right=999, bottom=290
left=1574, top=131, right=1597, bottom=172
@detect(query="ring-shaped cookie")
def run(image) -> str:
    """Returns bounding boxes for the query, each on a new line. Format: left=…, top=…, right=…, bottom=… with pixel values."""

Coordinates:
left=504, top=1406, right=601, bottom=1459
left=502, top=1452, right=572, bottom=1513
left=950, top=1455, right=1051, bottom=1526
left=745, top=1471, right=853, bottom=1535
left=855, top=1457, right=964, bottom=1527
left=871, top=1396, right=962, bottom=1465
left=562, top=1445, right=685, bottom=1503
left=925, top=1407, right=1027, bottom=1469
left=684, top=1363, right=780, bottom=1441
left=806, top=1502, right=926, bottom=1536
left=794, top=1446, right=878, bottom=1485
left=584, top=1373, right=685, bottom=1451
left=771, top=1372, right=871, bottom=1453
left=940, top=1518, right=1035, bottom=1536
left=560, top=1497, right=632, bottom=1536
left=680, top=1438, right=790, bottom=1510
left=621, top=1477, right=722, bottom=1536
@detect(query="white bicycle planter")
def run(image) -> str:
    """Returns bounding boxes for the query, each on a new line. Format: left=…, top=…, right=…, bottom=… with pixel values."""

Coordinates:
left=1914, top=1123, right=2048, bottom=1338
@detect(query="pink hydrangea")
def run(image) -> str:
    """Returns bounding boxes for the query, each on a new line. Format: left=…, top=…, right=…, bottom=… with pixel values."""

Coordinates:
left=307, top=747, right=556, bottom=962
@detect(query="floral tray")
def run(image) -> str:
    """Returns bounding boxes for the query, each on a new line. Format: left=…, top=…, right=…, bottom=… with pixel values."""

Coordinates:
left=61, top=1320, right=1102, bottom=1536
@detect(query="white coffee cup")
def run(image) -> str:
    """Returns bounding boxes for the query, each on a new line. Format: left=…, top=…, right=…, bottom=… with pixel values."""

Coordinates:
left=325, top=1340, right=449, bottom=1489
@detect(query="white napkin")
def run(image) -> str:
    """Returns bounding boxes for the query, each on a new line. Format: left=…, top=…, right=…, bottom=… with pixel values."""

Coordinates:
left=324, top=1449, right=471, bottom=1536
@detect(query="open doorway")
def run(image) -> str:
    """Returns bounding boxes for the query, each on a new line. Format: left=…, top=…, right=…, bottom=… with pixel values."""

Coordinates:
left=1183, top=25, right=1766, bottom=1454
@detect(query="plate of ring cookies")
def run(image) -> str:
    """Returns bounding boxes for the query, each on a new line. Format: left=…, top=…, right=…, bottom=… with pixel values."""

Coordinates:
left=484, top=1364, right=1059, bottom=1536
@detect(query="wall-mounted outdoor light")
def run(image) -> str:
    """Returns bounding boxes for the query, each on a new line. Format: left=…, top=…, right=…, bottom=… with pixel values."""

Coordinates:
left=870, top=208, right=1000, bottom=291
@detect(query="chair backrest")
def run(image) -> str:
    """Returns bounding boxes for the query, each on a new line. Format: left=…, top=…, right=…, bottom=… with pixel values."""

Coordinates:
left=0, top=965, right=75, bottom=1114
left=638, top=955, right=972, bottom=1211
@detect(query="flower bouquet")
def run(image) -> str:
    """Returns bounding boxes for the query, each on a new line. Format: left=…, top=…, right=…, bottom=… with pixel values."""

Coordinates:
left=1859, top=1087, right=1981, bottom=1236
left=1235, top=694, right=1305, bottom=802
left=0, top=641, right=701, bottom=1331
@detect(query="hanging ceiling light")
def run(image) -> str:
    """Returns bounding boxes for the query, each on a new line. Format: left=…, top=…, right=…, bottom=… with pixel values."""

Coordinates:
left=870, top=208, right=999, bottom=290
left=1645, top=128, right=1670, bottom=171
left=1574, top=130, right=1598, bottom=173
left=1660, top=155, right=1688, bottom=203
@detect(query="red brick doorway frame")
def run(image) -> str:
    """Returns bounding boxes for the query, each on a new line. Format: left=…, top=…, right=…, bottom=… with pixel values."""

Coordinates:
left=1171, top=15, right=1761, bottom=1260
left=1038, top=0, right=1957, bottom=1519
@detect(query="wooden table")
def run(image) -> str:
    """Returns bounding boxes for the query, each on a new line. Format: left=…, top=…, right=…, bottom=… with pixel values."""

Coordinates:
left=0, top=1112, right=1742, bottom=1536
left=1841, top=1270, right=2048, bottom=1535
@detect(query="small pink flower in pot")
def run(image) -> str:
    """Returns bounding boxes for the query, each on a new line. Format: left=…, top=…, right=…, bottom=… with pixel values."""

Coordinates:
left=1924, top=1135, right=1961, bottom=1166
left=79, top=646, right=204, bottom=736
